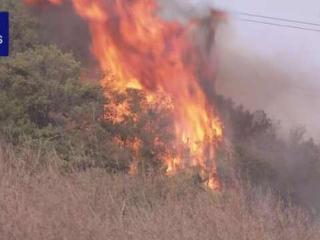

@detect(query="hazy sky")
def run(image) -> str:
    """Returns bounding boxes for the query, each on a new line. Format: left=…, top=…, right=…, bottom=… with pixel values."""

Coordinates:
left=211, top=0, right=320, bottom=140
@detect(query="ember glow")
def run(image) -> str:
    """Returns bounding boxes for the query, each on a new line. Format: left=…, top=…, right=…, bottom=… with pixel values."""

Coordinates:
left=26, top=0, right=223, bottom=190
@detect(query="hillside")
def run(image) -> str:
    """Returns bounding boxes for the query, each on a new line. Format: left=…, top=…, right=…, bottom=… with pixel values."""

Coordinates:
left=1, top=1, right=320, bottom=238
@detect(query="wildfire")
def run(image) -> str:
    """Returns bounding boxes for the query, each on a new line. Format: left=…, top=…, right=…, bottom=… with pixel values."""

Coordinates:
left=26, top=0, right=223, bottom=190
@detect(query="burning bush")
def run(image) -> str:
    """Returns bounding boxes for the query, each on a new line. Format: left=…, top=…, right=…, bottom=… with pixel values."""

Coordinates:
left=0, top=43, right=177, bottom=173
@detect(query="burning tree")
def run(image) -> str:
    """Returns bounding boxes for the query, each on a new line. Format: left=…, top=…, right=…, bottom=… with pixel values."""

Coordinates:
left=25, top=0, right=224, bottom=190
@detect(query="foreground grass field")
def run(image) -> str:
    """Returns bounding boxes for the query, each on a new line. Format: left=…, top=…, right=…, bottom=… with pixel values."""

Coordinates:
left=0, top=143, right=319, bottom=240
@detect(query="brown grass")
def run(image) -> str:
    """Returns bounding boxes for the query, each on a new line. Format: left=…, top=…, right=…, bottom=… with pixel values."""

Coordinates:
left=0, top=142, right=319, bottom=240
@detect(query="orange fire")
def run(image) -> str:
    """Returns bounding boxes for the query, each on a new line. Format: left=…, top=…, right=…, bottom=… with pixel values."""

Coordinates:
left=25, top=0, right=223, bottom=190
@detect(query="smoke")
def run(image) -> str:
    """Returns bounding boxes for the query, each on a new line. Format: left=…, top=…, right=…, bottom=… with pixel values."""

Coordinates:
left=28, top=2, right=92, bottom=62
left=214, top=24, right=320, bottom=140
left=213, top=22, right=320, bottom=210
left=158, top=0, right=216, bottom=21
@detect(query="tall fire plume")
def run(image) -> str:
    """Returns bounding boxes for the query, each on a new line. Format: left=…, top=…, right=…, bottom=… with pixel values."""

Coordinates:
left=25, top=0, right=224, bottom=190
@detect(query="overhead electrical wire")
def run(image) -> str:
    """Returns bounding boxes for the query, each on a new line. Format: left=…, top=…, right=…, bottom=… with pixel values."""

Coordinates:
left=233, top=11, right=320, bottom=27
left=236, top=18, right=320, bottom=32
left=230, top=11, right=320, bottom=33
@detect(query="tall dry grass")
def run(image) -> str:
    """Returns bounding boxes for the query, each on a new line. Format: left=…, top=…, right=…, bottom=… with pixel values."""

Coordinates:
left=0, top=142, right=319, bottom=240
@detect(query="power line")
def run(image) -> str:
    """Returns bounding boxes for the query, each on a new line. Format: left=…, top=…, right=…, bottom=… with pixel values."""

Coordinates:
left=236, top=18, right=320, bottom=33
left=233, top=11, right=320, bottom=27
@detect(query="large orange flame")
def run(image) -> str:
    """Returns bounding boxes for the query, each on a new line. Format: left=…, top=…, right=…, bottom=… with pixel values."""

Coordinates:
left=26, top=0, right=223, bottom=190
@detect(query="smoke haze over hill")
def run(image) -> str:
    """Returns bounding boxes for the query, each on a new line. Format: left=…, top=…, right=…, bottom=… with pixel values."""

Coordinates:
left=215, top=24, right=320, bottom=140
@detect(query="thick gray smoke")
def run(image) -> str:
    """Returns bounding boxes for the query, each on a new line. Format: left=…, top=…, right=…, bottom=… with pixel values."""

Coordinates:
left=214, top=25, right=320, bottom=141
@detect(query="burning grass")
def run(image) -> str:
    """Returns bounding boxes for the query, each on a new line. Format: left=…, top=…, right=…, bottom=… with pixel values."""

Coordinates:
left=0, top=142, right=319, bottom=240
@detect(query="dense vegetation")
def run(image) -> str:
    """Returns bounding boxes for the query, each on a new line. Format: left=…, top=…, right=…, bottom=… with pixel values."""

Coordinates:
left=1, top=2, right=320, bottom=238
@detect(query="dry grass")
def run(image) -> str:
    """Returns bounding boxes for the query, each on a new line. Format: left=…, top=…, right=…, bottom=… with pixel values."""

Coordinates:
left=0, top=143, right=319, bottom=240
